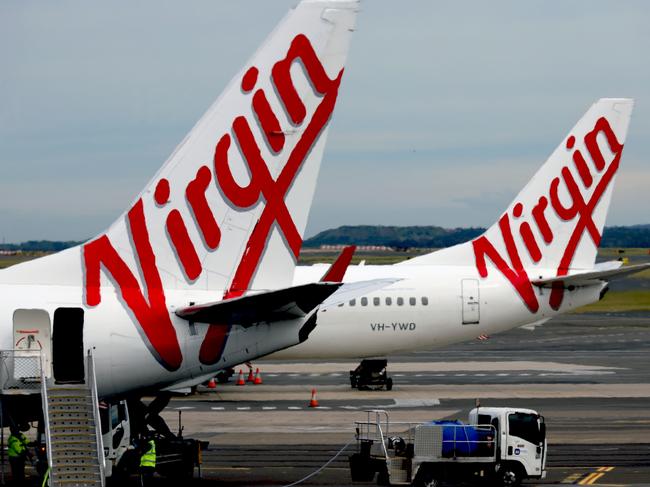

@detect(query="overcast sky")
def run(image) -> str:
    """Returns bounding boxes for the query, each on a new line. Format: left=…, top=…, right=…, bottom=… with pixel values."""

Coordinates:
left=1, top=1, right=649, bottom=243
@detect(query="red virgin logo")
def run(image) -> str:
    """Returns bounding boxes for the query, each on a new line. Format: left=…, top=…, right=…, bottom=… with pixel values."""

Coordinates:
left=83, top=35, right=344, bottom=371
left=472, top=117, right=624, bottom=313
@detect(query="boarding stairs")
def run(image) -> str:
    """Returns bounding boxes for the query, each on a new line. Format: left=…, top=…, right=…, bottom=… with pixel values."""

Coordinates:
left=41, top=353, right=105, bottom=487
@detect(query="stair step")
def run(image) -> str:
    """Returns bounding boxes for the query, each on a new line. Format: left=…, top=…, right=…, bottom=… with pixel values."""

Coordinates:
left=53, top=481, right=102, bottom=486
left=50, top=418, right=95, bottom=428
left=53, top=456, right=98, bottom=464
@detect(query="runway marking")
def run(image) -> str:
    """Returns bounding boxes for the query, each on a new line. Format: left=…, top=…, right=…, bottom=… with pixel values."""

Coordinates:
left=577, top=467, right=614, bottom=485
left=561, top=472, right=582, bottom=483
left=578, top=472, right=604, bottom=484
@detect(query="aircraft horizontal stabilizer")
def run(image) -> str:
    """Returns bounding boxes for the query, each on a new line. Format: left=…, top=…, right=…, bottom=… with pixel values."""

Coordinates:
left=532, top=263, right=650, bottom=288
left=320, top=245, right=356, bottom=282
left=175, top=282, right=341, bottom=325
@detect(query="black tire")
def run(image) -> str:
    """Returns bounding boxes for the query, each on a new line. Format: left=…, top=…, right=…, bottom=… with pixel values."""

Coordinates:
left=500, top=463, right=522, bottom=487
left=386, top=377, right=393, bottom=391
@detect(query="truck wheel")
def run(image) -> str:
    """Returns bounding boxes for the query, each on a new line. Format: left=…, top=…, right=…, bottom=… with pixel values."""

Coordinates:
left=386, top=377, right=393, bottom=391
left=500, top=464, right=522, bottom=487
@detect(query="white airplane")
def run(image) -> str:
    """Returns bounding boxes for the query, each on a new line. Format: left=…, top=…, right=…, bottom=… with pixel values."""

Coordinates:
left=278, top=97, right=650, bottom=359
left=0, top=0, right=360, bottom=416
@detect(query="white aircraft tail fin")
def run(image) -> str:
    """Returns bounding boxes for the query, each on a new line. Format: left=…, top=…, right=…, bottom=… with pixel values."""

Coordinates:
left=80, top=0, right=358, bottom=293
left=2, top=0, right=359, bottom=371
left=404, top=99, right=633, bottom=312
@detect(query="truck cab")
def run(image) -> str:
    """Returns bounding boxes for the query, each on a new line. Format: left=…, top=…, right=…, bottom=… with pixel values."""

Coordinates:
left=468, top=406, right=547, bottom=484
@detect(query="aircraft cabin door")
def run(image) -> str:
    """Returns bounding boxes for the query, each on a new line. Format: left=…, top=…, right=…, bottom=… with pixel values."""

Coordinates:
left=12, top=309, right=52, bottom=380
left=461, top=279, right=480, bottom=325
left=52, top=308, right=85, bottom=384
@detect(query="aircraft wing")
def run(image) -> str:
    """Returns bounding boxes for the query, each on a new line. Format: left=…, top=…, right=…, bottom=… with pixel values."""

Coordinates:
left=532, top=263, right=650, bottom=288
left=175, top=282, right=341, bottom=326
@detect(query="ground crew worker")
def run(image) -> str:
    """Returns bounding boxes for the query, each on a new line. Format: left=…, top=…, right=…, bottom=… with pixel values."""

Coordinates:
left=139, top=435, right=156, bottom=486
left=8, top=425, right=30, bottom=485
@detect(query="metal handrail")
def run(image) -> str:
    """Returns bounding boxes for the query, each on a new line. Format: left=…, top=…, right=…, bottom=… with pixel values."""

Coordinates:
left=87, top=350, right=106, bottom=487
left=39, top=354, right=53, bottom=484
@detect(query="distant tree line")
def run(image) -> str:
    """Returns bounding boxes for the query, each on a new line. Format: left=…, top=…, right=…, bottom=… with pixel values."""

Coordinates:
left=2, top=224, right=650, bottom=252
left=0, top=240, right=84, bottom=252
left=305, top=224, right=650, bottom=249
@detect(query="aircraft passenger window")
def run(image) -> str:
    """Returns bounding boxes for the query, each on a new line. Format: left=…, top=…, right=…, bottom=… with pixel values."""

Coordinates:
left=386, top=297, right=392, bottom=306
left=361, top=297, right=368, bottom=306
left=397, top=297, right=404, bottom=306
left=373, top=297, right=380, bottom=306
left=422, top=297, right=429, bottom=305
left=349, top=299, right=356, bottom=306
left=409, top=297, right=416, bottom=306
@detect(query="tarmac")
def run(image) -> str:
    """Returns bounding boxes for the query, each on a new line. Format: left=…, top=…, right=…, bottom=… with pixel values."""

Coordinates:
left=150, top=312, right=650, bottom=486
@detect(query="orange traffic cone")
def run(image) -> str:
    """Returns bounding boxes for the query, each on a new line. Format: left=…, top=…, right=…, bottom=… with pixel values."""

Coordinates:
left=246, top=368, right=255, bottom=383
left=253, top=368, right=263, bottom=385
left=207, top=378, right=217, bottom=389
left=309, top=388, right=319, bottom=408
left=236, top=369, right=245, bottom=386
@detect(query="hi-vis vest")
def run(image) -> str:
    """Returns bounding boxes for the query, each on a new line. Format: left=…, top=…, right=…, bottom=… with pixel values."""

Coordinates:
left=8, top=433, right=28, bottom=458
left=140, top=440, right=156, bottom=468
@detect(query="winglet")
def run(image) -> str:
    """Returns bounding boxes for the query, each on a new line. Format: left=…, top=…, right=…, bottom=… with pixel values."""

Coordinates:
left=320, top=245, right=356, bottom=282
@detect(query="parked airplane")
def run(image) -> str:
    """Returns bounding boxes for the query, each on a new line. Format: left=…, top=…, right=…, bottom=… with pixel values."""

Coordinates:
left=279, top=98, right=650, bottom=359
left=0, top=0, right=360, bottom=421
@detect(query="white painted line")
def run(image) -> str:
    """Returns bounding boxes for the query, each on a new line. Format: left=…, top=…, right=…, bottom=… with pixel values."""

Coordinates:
left=174, top=407, right=195, bottom=410
left=262, top=407, right=277, bottom=411
left=210, top=407, right=225, bottom=411
left=309, top=373, right=321, bottom=377
left=329, top=373, right=342, bottom=377
left=236, top=407, right=251, bottom=411
left=393, top=374, right=405, bottom=377
left=315, top=406, right=331, bottom=410
left=266, top=374, right=279, bottom=377
left=340, top=406, right=359, bottom=410
left=474, top=374, right=486, bottom=377
left=288, top=406, right=302, bottom=410
left=519, top=373, right=531, bottom=376
left=497, top=373, right=510, bottom=377
left=288, top=373, right=300, bottom=377
left=454, top=374, right=467, bottom=377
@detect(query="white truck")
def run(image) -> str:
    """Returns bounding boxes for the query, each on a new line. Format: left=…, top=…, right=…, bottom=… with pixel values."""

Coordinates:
left=349, top=407, right=547, bottom=487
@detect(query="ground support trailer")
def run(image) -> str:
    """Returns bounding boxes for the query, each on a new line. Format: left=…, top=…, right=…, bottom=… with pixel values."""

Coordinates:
left=349, top=407, right=546, bottom=486
left=350, top=359, right=393, bottom=390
